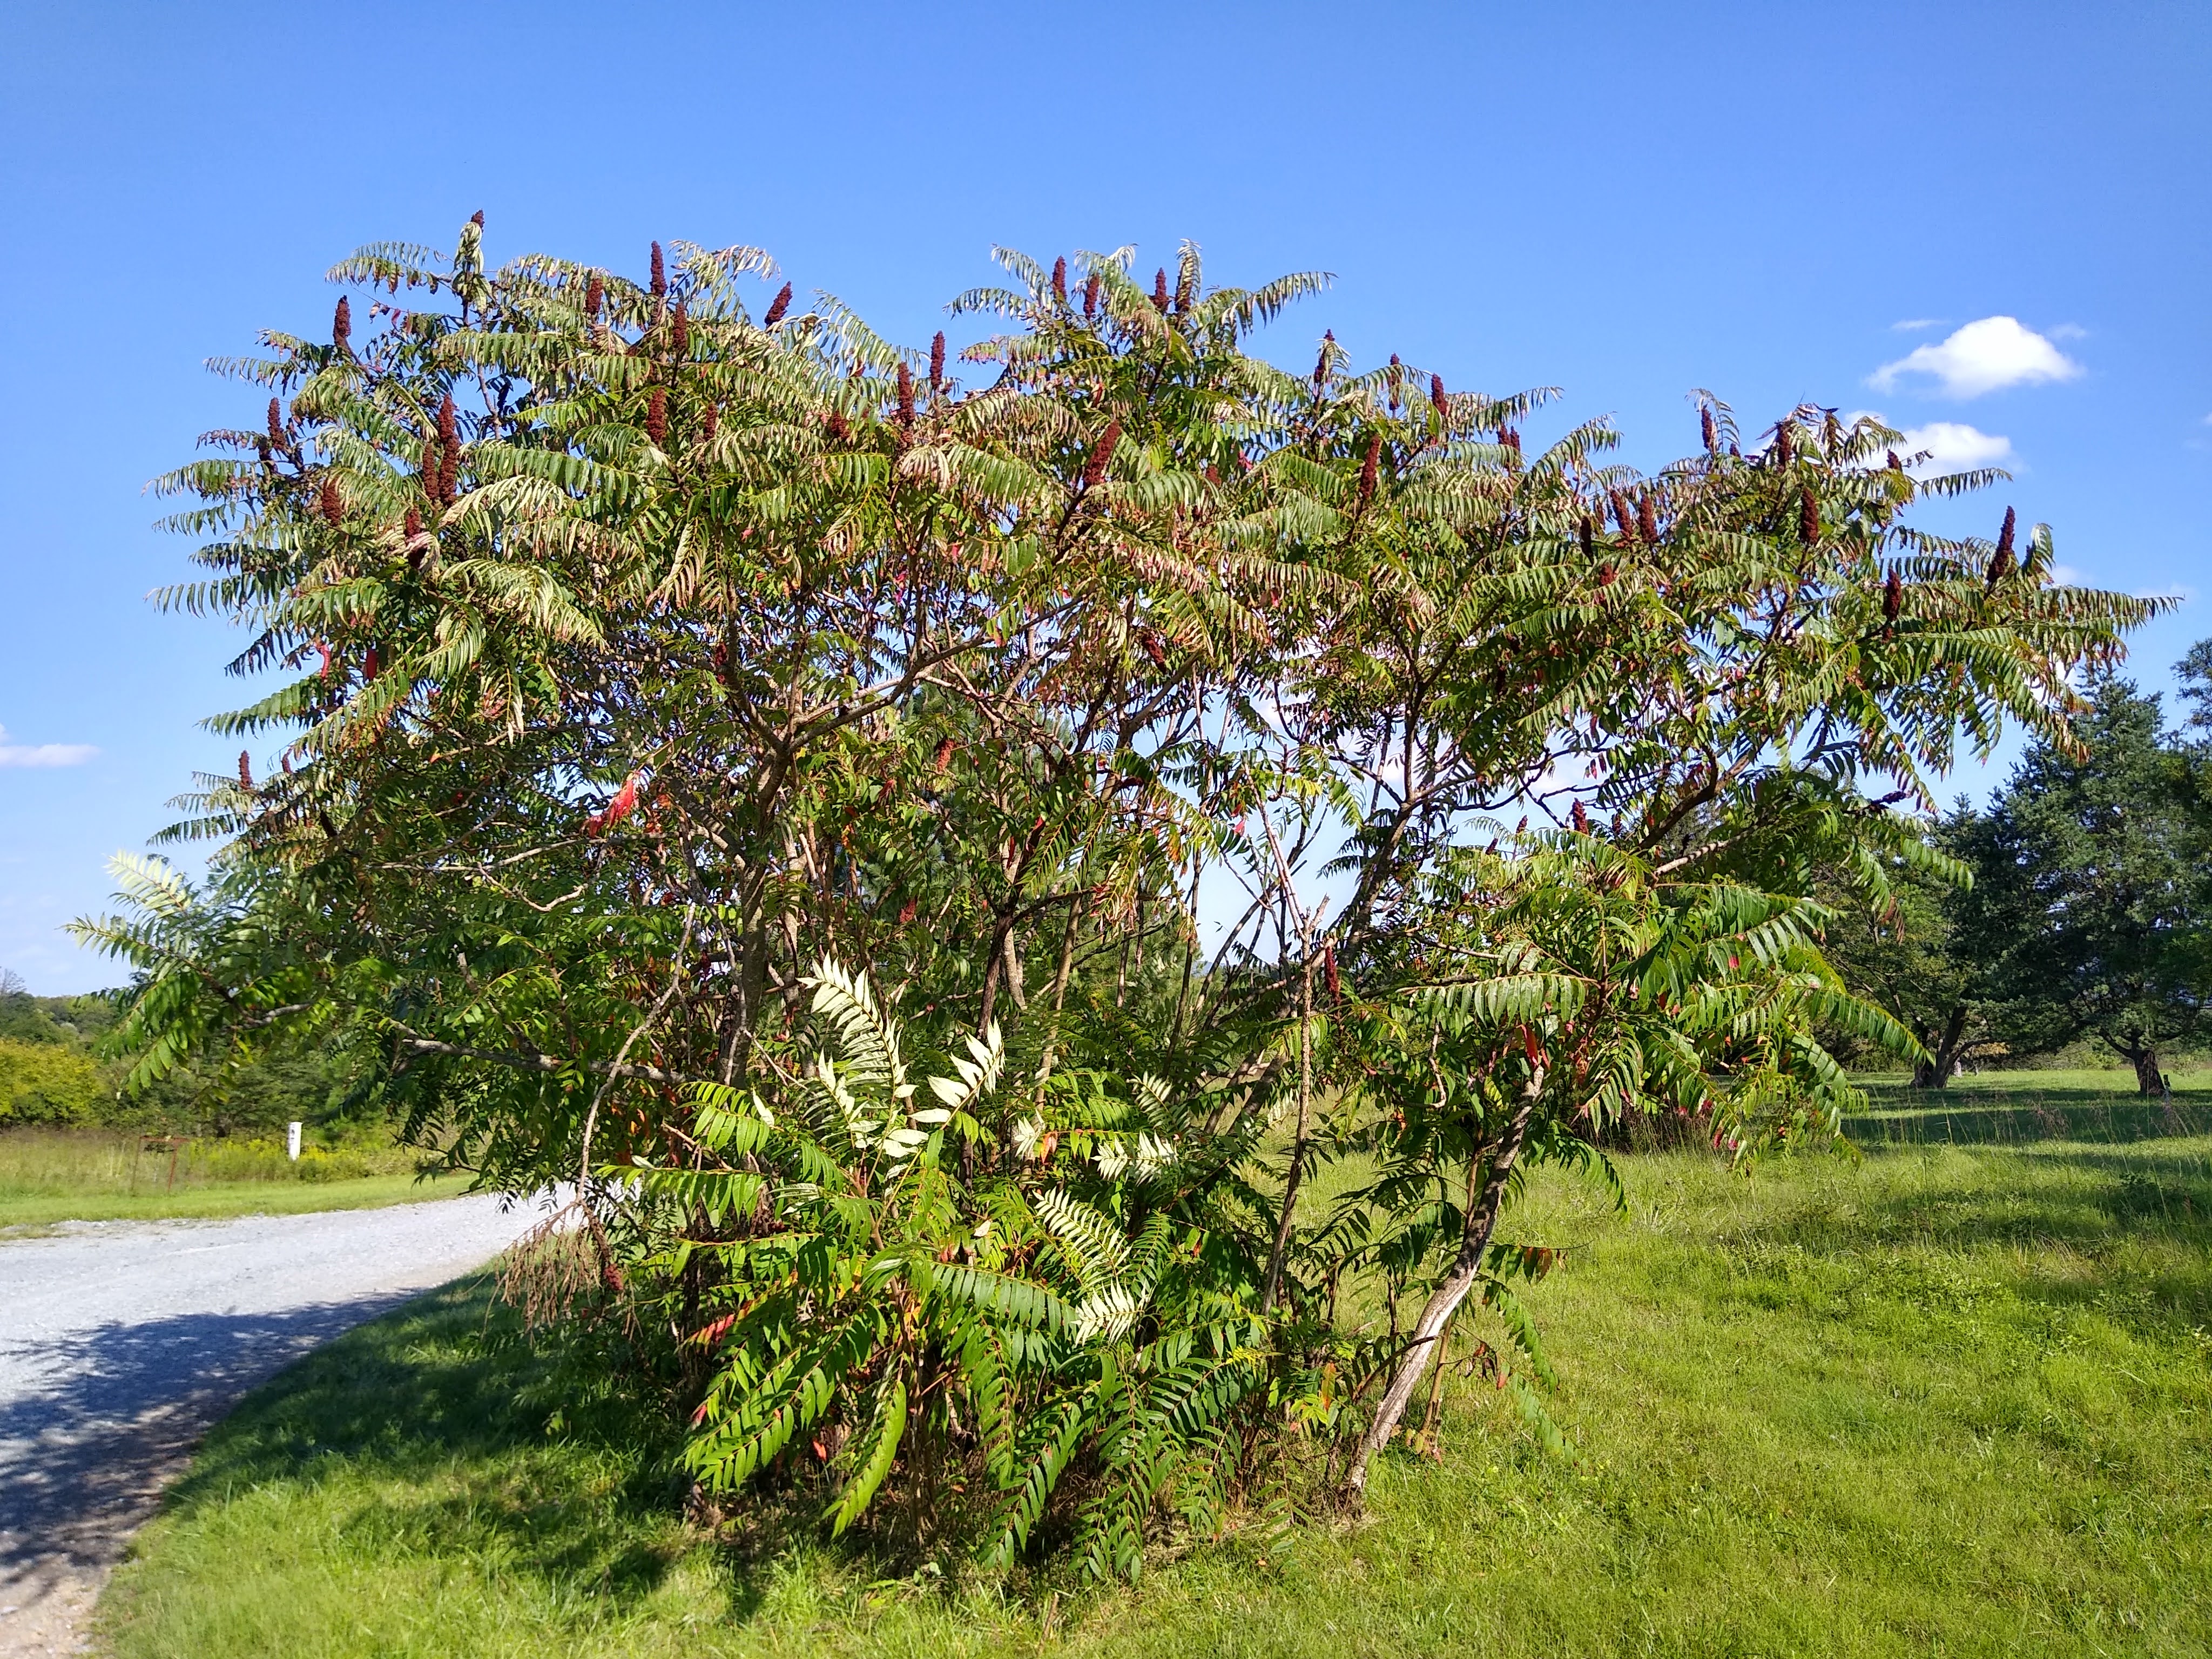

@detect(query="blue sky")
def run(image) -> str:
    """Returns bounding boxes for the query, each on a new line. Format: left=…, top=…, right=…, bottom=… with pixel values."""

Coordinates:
left=1, top=1, right=2206, bottom=993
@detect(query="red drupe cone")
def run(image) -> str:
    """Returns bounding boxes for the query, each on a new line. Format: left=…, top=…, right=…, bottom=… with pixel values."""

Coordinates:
left=1083, top=420, right=1121, bottom=489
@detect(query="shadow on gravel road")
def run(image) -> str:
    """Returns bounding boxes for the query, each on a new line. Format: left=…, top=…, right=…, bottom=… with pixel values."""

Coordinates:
left=0, top=1295, right=417, bottom=1574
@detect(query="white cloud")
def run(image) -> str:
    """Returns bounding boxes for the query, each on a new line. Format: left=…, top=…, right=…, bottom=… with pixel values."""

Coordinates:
left=2047, top=323, right=2088, bottom=341
left=1869, top=316, right=2083, bottom=398
left=0, top=725, right=97, bottom=768
left=1896, top=421, right=2016, bottom=473
left=1891, top=318, right=1945, bottom=332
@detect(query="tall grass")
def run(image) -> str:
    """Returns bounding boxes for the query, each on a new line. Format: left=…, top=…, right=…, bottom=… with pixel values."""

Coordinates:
left=0, top=1127, right=449, bottom=1228
left=97, top=1108, right=2212, bottom=1657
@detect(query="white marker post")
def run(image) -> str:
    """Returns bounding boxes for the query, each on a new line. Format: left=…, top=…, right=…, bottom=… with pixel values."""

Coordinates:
left=287, top=1121, right=303, bottom=1162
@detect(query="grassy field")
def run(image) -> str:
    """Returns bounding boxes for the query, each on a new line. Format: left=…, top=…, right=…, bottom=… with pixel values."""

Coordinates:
left=95, top=1075, right=2212, bottom=1657
left=1852, top=1067, right=2212, bottom=1147
left=0, top=1127, right=458, bottom=1230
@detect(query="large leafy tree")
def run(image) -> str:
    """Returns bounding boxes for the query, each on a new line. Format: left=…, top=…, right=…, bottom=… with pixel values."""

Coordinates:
left=76, top=219, right=2155, bottom=1563
left=1957, top=670, right=2210, bottom=1095
left=1814, top=810, right=1997, bottom=1087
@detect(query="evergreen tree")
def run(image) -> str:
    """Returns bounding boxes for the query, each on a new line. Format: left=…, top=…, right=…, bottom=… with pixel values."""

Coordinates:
left=1961, top=672, right=2210, bottom=1095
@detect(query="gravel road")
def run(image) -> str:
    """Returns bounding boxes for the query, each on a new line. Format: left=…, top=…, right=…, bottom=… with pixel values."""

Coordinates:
left=0, top=1192, right=556, bottom=1656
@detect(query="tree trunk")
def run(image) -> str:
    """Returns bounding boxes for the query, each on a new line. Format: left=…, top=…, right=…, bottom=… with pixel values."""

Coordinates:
left=1341, top=1084, right=1539, bottom=1501
left=1260, top=951, right=1315, bottom=1313
left=1911, top=1006, right=1970, bottom=1090
left=2128, top=1043, right=2167, bottom=1098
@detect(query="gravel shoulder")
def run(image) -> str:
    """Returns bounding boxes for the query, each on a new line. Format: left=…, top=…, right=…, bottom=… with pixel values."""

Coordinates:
left=0, top=1193, right=555, bottom=1656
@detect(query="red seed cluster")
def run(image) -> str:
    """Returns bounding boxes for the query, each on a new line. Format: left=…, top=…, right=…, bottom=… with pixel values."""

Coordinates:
left=238, top=751, right=253, bottom=791
left=333, top=296, right=351, bottom=351
left=1609, top=489, right=1636, bottom=543
left=650, top=241, right=666, bottom=298
left=1151, top=268, right=1170, bottom=311
left=436, top=395, right=461, bottom=504
left=585, top=275, right=604, bottom=321
left=1987, top=505, right=2017, bottom=588
left=1884, top=567, right=1903, bottom=624
left=1083, top=273, right=1101, bottom=318
left=646, top=388, right=668, bottom=445
left=671, top=299, right=689, bottom=357
left=1359, top=433, right=1381, bottom=502
left=320, top=477, right=343, bottom=525
left=763, top=282, right=792, bottom=327
left=1701, top=406, right=1716, bottom=452
left=1083, top=421, right=1121, bottom=489
left=1051, top=257, right=1068, bottom=304
left=929, top=331, right=946, bottom=392
left=1799, top=486, right=1819, bottom=546
left=1429, top=374, right=1448, bottom=423
left=1638, top=493, right=1660, bottom=545
left=895, top=363, right=915, bottom=429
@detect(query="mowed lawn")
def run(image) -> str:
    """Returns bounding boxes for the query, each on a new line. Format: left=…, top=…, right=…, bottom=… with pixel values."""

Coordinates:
left=0, top=1128, right=459, bottom=1230
left=98, top=1075, right=2212, bottom=1658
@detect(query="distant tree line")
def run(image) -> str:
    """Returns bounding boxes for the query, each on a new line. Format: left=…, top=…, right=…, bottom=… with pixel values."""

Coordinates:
left=1822, top=640, right=2212, bottom=1094
left=0, top=968, right=365, bottom=1135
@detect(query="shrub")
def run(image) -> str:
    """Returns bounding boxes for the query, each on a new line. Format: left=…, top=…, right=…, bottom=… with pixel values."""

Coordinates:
left=0, top=1038, right=108, bottom=1123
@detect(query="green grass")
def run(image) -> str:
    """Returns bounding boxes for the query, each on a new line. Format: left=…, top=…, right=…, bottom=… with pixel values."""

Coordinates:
left=0, top=1127, right=460, bottom=1230
left=97, top=1113, right=2212, bottom=1657
left=1852, top=1067, right=2212, bottom=1148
